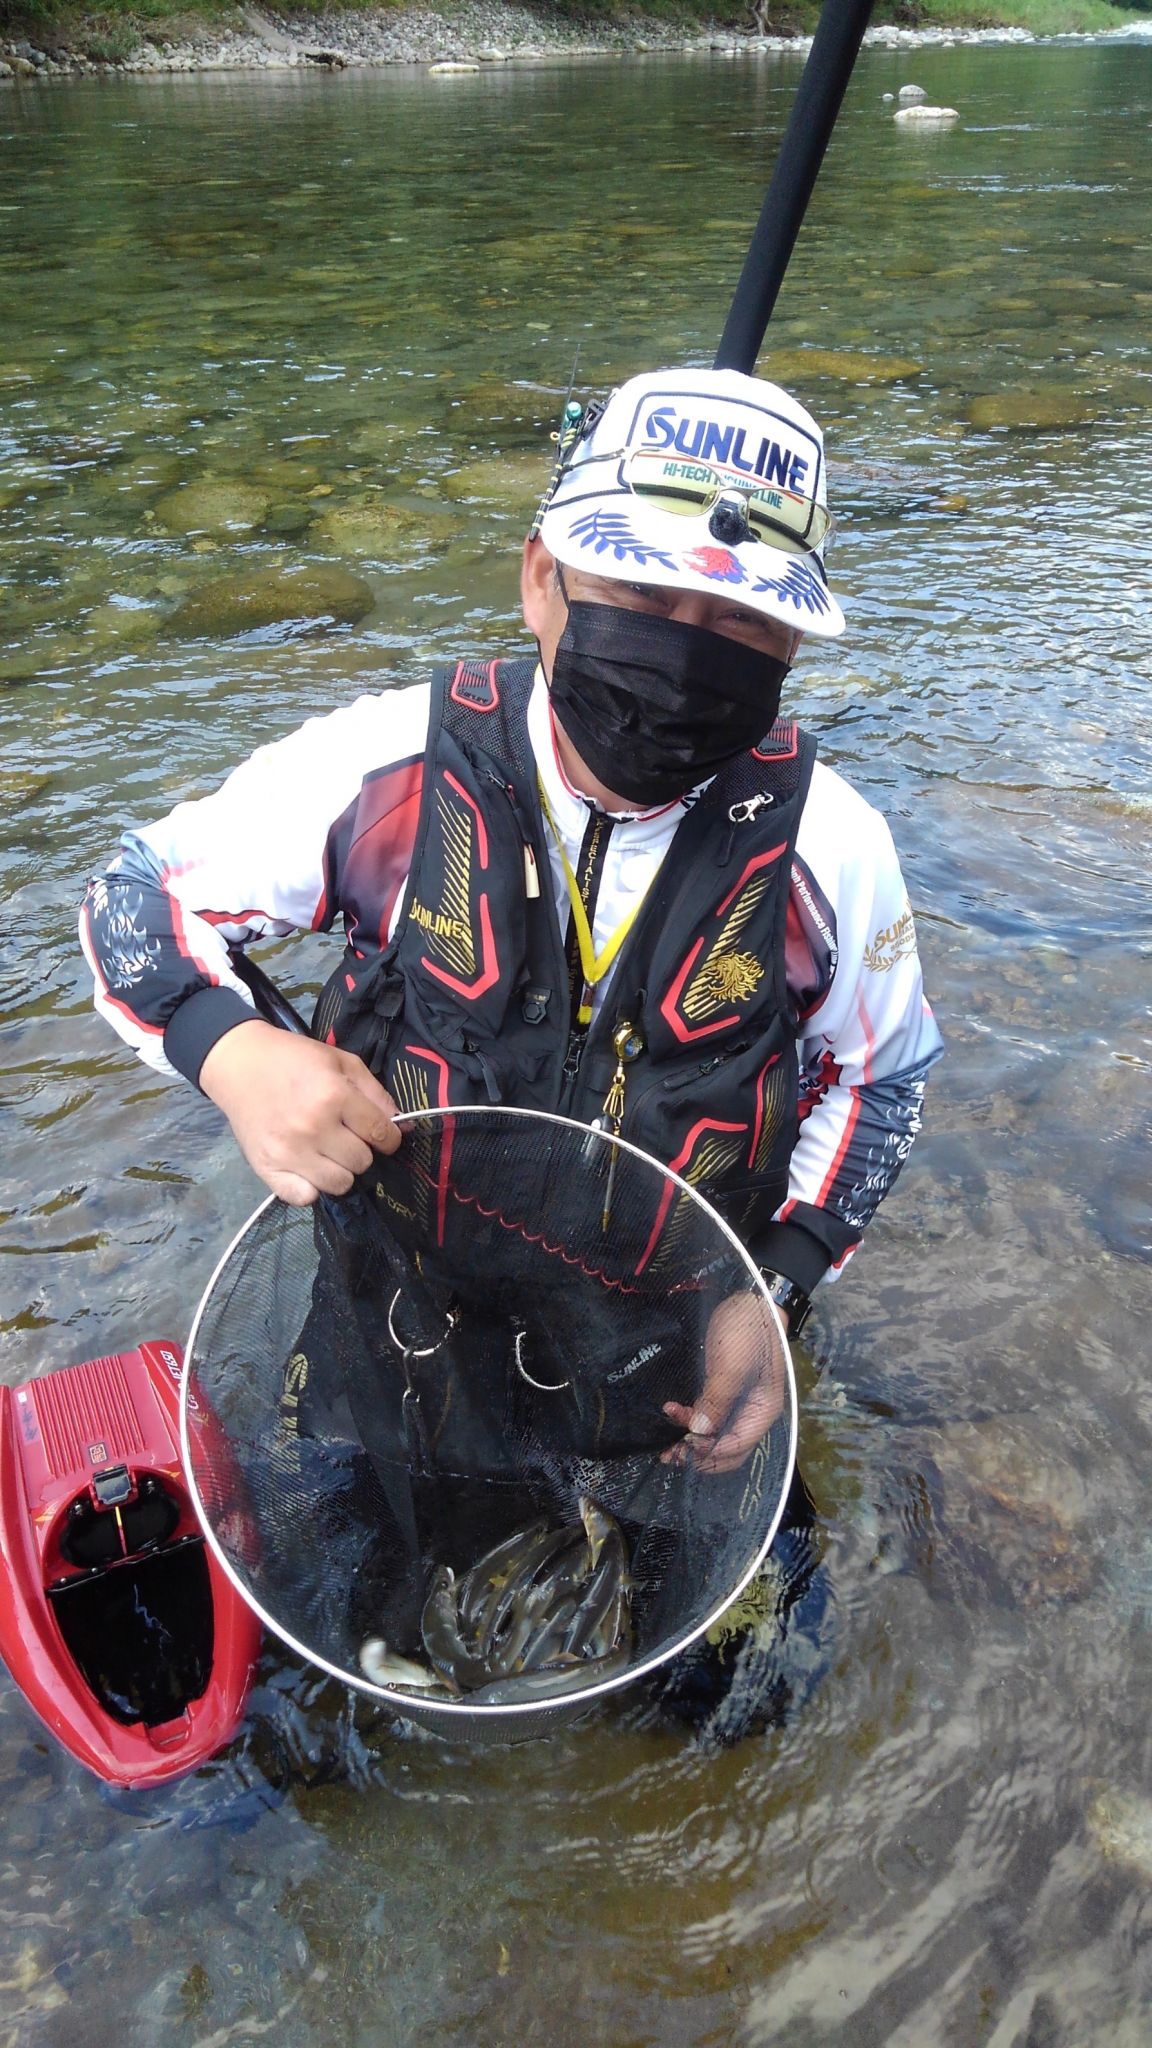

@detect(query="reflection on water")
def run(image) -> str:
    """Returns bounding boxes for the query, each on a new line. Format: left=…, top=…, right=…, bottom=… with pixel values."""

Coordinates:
left=1, top=38, right=1150, bottom=2046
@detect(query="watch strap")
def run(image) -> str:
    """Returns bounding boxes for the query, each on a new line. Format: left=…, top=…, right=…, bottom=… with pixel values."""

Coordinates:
left=759, top=1269, right=813, bottom=1337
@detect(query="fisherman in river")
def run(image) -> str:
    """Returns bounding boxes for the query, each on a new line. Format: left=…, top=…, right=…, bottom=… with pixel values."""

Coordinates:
left=81, top=367, right=942, bottom=1735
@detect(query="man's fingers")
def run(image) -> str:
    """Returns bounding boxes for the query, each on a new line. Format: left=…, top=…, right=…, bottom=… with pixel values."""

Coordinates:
left=340, top=1059, right=403, bottom=1154
left=267, top=1169, right=324, bottom=1208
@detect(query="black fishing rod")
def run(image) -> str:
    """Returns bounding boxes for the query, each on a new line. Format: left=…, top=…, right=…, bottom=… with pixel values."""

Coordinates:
left=715, top=0, right=877, bottom=374
left=227, top=946, right=310, bottom=1035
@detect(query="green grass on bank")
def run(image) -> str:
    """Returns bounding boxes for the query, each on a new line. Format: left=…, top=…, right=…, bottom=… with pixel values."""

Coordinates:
left=2, top=0, right=1149, bottom=60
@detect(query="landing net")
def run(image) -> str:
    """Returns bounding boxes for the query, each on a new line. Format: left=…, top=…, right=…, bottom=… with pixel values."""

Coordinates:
left=181, top=1106, right=796, bottom=1735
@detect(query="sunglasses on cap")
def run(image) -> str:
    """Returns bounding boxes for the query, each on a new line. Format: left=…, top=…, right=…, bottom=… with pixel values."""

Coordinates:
left=620, top=449, right=831, bottom=555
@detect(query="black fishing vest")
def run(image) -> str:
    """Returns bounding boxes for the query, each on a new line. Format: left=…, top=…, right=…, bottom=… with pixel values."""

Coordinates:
left=316, top=656, right=816, bottom=1264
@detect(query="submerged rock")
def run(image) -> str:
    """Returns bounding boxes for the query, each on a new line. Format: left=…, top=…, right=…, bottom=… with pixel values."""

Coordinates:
left=1088, top=1790, right=1152, bottom=1881
left=966, top=390, right=1099, bottom=433
left=0, top=768, right=53, bottom=807
left=163, top=564, right=375, bottom=639
left=312, top=495, right=460, bottom=558
left=444, top=377, right=559, bottom=443
left=928, top=1414, right=1096, bottom=1605
left=86, top=601, right=162, bottom=648
left=262, top=502, right=314, bottom=538
left=441, top=453, right=547, bottom=505
left=153, top=478, right=272, bottom=537
left=759, top=347, right=923, bottom=385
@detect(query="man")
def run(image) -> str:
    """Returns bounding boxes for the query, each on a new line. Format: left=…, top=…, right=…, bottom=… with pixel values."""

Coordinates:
left=82, top=367, right=941, bottom=1722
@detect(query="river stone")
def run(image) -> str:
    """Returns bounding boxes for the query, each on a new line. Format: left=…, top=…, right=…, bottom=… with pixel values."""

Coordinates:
left=894, top=105, right=960, bottom=125
left=446, top=377, right=558, bottom=440
left=163, top=564, right=375, bottom=639
left=90, top=457, right=183, bottom=510
left=262, top=502, right=314, bottom=537
left=153, top=478, right=272, bottom=537
left=251, top=457, right=324, bottom=490
left=86, top=601, right=161, bottom=647
left=0, top=769, right=53, bottom=807
left=347, top=420, right=409, bottom=462
left=759, top=347, right=923, bottom=385
left=898, top=81, right=927, bottom=101
left=429, top=60, right=479, bottom=73
left=1088, top=1791, right=1152, bottom=1881
left=966, top=390, right=1098, bottom=433
left=441, top=453, right=547, bottom=505
left=312, top=495, right=459, bottom=558
left=929, top=1415, right=1094, bottom=1604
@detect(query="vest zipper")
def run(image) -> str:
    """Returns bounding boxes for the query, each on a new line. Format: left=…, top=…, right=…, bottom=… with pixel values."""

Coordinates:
left=610, top=1038, right=756, bottom=1138
left=461, top=1036, right=503, bottom=1102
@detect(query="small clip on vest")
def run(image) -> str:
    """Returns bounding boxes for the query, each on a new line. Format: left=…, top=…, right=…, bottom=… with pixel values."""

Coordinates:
left=721, top=790, right=774, bottom=866
left=598, top=1020, right=644, bottom=1231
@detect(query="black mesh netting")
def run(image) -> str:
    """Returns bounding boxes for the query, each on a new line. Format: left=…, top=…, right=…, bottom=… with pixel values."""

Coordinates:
left=182, top=1107, right=795, bottom=1734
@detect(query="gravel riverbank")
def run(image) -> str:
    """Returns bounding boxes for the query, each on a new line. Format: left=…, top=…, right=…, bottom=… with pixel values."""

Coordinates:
left=0, top=6, right=1119, bottom=83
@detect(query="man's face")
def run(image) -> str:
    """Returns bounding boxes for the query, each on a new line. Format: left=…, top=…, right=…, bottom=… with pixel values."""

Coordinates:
left=520, top=541, right=802, bottom=677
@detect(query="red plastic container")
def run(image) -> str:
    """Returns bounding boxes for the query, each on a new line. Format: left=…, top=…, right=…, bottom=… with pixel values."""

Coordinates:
left=0, top=1340, right=261, bottom=1788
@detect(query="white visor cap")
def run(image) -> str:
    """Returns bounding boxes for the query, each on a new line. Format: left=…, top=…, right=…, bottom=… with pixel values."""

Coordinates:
left=538, top=367, right=844, bottom=639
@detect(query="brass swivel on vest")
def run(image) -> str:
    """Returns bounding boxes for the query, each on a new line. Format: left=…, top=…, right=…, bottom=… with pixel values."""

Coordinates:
left=599, top=1020, right=644, bottom=1231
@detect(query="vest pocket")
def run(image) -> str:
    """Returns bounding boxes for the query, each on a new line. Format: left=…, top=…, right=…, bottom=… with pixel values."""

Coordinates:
left=626, top=1032, right=798, bottom=1209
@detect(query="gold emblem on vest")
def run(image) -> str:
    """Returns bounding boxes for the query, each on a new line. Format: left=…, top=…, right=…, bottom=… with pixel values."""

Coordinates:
left=693, top=949, right=765, bottom=1007
left=682, top=867, right=773, bottom=1021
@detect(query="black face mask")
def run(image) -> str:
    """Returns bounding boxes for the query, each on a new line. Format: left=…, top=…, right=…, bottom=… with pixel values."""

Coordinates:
left=547, top=599, right=790, bottom=809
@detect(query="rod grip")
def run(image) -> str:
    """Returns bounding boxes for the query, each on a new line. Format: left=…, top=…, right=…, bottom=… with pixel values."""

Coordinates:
left=227, top=949, right=311, bottom=1037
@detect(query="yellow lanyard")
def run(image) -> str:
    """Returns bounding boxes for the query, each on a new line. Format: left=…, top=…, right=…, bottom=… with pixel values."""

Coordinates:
left=538, top=779, right=646, bottom=1027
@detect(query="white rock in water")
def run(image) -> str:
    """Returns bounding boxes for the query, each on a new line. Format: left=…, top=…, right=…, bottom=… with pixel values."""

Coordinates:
left=429, top=60, right=479, bottom=74
left=894, top=104, right=960, bottom=124
left=1089, top=1791, right=1152, bottom=1880
left=882, top=91, right=894, bottom=101
left=898, top=81, right=927, bottom=100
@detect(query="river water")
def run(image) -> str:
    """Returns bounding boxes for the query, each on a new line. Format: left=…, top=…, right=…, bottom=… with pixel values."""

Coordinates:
left=2, top=34, right=1151, bottom=2045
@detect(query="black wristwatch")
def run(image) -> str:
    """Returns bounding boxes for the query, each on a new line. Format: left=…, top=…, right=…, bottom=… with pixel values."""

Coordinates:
left=759, top=1270, right=813, bottom=1338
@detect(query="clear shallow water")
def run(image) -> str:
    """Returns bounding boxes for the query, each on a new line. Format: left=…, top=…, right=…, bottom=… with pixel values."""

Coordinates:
left=1, top=40, right=1151, bottom=2047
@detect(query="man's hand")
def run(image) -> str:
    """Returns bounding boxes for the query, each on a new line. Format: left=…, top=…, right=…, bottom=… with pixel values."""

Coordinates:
left=199, top=1020, right=401, bottom=1206
left=660, top=1290, right=789, bottom=1475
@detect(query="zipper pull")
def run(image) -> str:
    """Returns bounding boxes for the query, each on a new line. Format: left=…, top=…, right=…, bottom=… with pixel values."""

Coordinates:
left=462, top=1037, right=502, bottom=1103
left=523, top=843, right=540, bottom=899
left=599, top=1020, right=645, bottom=1231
